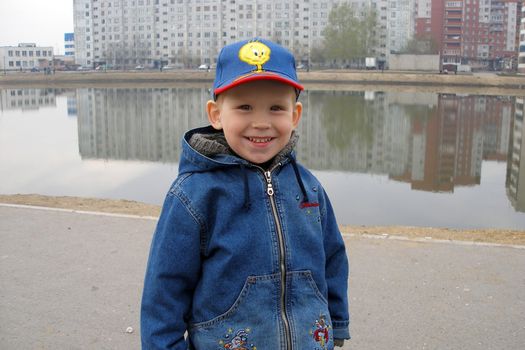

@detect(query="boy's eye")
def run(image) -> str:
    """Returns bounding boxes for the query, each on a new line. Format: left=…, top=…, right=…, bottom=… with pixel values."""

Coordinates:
left=270, top=105, right=285, bottom=111
left=238, top=105, right=252, bottom=111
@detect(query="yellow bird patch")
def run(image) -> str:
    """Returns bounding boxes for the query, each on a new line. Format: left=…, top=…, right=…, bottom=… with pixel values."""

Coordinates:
left=238, top=41, right=271, bottom=72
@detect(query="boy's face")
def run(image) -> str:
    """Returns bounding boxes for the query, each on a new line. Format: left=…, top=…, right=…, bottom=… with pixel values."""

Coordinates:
left=207, top=80, right=302, bottom=165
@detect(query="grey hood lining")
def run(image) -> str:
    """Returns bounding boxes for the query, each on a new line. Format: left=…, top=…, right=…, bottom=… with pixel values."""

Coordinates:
left=188, top=129, right=298, bottom=169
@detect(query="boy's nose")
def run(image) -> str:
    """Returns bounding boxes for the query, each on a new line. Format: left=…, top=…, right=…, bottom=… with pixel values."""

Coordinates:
left=251, top=118, right=271, bottom=129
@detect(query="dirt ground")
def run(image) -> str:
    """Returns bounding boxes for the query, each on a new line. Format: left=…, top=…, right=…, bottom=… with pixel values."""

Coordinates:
left=1, top=70, right=525, bottom=97
left=1, top=194, right=523, bottom=246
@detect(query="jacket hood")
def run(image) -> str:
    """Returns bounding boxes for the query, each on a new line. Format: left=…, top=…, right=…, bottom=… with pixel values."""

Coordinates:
left=179, top=125, right=298, bottom=174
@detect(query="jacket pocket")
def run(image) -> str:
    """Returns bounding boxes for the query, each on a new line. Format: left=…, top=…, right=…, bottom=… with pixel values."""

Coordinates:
left=188, top=274, right=281, bottom=350
left=288, top=271, right=334, bottom=350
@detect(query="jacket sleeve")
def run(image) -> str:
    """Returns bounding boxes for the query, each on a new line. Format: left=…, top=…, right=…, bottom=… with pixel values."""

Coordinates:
left=141, top=188, right=204, bottom=350
left=320, top=187, right=350, bottom=340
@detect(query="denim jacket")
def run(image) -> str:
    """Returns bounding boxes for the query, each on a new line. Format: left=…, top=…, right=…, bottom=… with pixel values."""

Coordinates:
left=141, top=126, right=350, bottom=350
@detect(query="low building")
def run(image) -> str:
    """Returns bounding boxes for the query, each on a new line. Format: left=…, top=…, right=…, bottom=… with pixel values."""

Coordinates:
left=0, top=43, right=54, bottom=72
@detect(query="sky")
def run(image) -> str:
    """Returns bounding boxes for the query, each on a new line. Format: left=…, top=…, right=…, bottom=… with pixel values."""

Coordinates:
left=0, top=0, right=73, bottom=54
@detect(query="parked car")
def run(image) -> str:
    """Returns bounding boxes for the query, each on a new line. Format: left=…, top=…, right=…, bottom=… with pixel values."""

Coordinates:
left=198, top=64, right=209, bottom=70
left=441, top=64, right=458, bottom=74
left=30, top=67, right=40, bottom=72
left=162, top=64, right=184, bottom=71
left=135, top=65, right=145, bottom=70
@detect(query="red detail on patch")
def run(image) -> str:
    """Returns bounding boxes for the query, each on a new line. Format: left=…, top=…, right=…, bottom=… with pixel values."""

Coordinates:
left=300, top=202, right=320, bottom=209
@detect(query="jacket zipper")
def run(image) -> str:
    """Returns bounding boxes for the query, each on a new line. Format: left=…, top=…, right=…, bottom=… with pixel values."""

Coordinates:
left=263, top=168, right=293, bottom=350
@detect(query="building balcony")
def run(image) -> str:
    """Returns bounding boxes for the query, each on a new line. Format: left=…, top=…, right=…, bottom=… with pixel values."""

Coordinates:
left=444, top=37, right=461, bottom=43
left=444, top=29, right=462, bottom=35
left=489, top=26, right=504, bottom=32
left=444, top=9, right=462, bottom=15
left=443, top=49, right=461, bottom=56
left=446, top=13, right=462, bottom=19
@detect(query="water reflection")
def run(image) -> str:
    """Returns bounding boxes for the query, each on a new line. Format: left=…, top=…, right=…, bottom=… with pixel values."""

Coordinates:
left=76, top=87, right=209, bottom=162
left=73, top=88, right=513, bottom=192
left=1, top=86, right=524, bottom=228
left=508, top=97, right=524, bottom=211
left=0, top=88, right=57, bottom=111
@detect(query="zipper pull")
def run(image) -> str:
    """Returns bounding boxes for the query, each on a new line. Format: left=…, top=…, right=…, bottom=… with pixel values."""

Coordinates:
left=264, top=171, right=274, bottom=196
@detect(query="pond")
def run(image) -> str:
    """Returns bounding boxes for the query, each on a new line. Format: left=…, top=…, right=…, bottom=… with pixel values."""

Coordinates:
left=0, top=86, right=524, bottom=230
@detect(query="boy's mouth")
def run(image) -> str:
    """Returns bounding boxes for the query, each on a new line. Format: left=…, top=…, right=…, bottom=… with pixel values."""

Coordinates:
left=247, top=137, right=274, bottom=144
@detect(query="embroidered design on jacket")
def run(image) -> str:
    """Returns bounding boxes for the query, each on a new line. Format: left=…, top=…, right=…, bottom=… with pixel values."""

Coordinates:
left=218, top=328, right=257, bottom=350
left=310, top=314, right=331, bottom=350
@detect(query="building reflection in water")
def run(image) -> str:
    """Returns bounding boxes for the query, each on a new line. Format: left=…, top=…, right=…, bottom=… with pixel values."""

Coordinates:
left=0, top=88, right=57, bottom=111
left=73, top=87, right=518, bottom=202
left=507, top=97, right=525, bottom=211
left=76, top=87, right=209, bottom=162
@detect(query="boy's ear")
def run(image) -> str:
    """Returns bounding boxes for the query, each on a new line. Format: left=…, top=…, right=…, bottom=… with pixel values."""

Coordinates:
left=292, top=101, right=303, bottom=128
left=206, top=100, right=222, bottom=130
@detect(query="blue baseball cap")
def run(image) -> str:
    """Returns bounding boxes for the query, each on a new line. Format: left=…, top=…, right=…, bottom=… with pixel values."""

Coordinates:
left=212, top=38, right=304, bottom=99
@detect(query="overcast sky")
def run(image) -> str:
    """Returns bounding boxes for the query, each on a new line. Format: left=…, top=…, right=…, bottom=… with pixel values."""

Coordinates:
left=0, top=0, right=73, bottom=53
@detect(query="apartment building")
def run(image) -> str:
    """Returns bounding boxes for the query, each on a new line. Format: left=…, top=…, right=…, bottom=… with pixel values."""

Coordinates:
left=519, top=3, right=525, bottom=73
left=385, top=0, right=416, bottom=53
left=415, top=0, right=433, bottom=36
left=73, top=0, right=417, bottom=69
left=74, top=0, right=336, bottom=68
left=0, top=43, right=54, bottom=71
left=416, top=0, right=519, bottom=69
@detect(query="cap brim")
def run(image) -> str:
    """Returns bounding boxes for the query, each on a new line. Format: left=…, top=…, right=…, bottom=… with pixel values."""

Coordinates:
left=214, top=71, right=304, bottom=97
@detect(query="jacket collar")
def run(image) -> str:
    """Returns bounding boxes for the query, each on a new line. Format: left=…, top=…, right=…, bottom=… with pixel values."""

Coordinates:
left=185, top=125, right=298, bottom=170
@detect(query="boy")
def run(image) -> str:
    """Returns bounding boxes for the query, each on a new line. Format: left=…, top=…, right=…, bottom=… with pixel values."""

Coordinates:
left=141, top=38, right=350, bottom=350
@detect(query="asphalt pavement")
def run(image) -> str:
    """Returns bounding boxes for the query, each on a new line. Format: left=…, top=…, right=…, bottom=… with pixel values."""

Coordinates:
left=1, top=204, right=524, bottom=349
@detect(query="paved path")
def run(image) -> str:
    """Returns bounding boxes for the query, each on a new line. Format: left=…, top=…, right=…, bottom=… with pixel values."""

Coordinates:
left=1, top=205, right=524, bottom=349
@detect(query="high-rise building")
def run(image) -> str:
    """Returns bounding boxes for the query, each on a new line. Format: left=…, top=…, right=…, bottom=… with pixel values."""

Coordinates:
left=415, top=0, right=433, bottom=37
left=416, top=0, right=520, bottom=69
left=519, top=3, right=525, bottom=73
left=385, top=0, right=417, bottom=53
left=73, top=0, right=338, bottom=68
left=73, top=0, right=414, bottom=69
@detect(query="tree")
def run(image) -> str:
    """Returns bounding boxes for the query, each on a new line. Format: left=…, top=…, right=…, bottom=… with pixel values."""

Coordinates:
left=399, top=36, right=439, bottom=55
left=310, top=91, right=375, bottom=151
left=310, top=45, right=327, bottom=64
left=322, top=3, right=377, bottom=62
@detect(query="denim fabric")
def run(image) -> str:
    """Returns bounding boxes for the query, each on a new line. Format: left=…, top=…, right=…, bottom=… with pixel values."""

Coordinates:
left=141, top=126, right=350, bottom=350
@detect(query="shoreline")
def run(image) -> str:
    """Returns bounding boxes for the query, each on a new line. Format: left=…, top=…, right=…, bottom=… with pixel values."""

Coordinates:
left=1, top=70, right=525, bottom=96
left=1, top=194, right=523, bottom=246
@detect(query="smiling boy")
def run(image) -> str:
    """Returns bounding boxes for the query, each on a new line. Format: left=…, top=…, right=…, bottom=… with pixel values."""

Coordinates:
left=141, top=38, right=350, bottom=350
left=206, top=79, right=302, bottom=165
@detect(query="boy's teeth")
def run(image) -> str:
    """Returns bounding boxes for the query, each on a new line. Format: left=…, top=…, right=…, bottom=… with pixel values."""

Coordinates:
left=249, top=137, right=272, bottom=143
